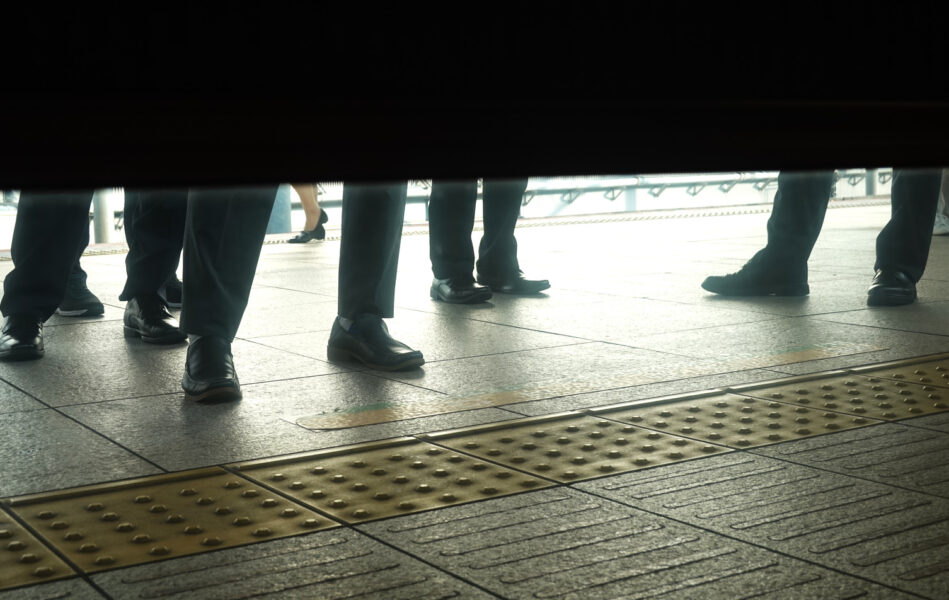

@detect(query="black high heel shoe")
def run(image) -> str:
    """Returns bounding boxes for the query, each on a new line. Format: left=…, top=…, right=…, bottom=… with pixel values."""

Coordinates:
left=288, top=209, right=330, bottom=243
left=314, top=208, right=329, bottom=240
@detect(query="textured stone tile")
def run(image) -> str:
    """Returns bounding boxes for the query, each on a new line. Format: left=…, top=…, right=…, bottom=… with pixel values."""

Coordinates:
left=578, top=452, right=949, bottom=598
left=235, top=300, right=338, bottom=340
left=361, top=487, right=906, bottom=599
left=0, top=410, right=161, bottom=497
left=0, top=323, right=344, bottom=407
left=902, top=412, right=949, bottom=433
left=753, top=423, right=949, bottom=498
left=92, top=529, right=494, bottom=600
left=818, top=301, right=949, bottom=336
left=0, top=580, right=104, bottom=600
left=504, top=368, right=786, bottom=416
left=0, top=381, right=45, bottom=414
left=60, top=372, right=514, bottom=470
left=634, top=317, right=949, bottom=373
left=44, top=304, right=125, bottom=326
left=383, top=343, right=746, bottom=401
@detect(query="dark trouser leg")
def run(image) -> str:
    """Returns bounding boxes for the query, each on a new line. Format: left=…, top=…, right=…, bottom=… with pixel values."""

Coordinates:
left=428, top=180, right=478, bottom=281
left=476, top=178, right=526, bottom=277
left=1, top=191, right=93, bottom=321
left=874, top=168, right=941, bottom=282
left=762, top=171, right=835, bottom=265
left=119, top=188, right=188, bottom=300
left=179, top=186, right=276, bottom=340
left=338, top=182, right=407, bottom=319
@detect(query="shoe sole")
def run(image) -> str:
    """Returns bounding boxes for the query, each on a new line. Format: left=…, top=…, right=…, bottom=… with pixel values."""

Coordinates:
left=430, top=288, right=493, bottom=304
left=56, top=306, right=105, bottom=317
left=476, top=279, right=551, bottom=295
left=124, top=325, right=187, bottom=344
left=700, top=282, right=810, bottom=296
left=867, top=290, right=917, bottom=307
left=0, top=347, right=44, bottom=361
left=326, top=346, right=425, bottom=371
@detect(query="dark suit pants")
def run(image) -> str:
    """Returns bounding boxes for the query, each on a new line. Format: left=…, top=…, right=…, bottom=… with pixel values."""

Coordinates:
left=338, top=182, right=407, bottom=319
left=428, top=178, right=526, bottom=282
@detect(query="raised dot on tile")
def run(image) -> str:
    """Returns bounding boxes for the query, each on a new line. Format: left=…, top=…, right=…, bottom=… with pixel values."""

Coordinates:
left=330, top=499, right=347, bottom=508
left=397, top=501, right=415, bottom=510
left=19, top=553, right=39, bottom=563
left=33, top=566, right=55, bottom=578
left=115, top=522, right=135, bottom=533
left=85, top=503, right=104, bottom=512
left=241, top=490, right=260, bottom=498
left=373, top=492, right=390, bottom=501
left=260, top=499, right=279, bottom=508
left=94, top=556, right=115, bottom=566
left=202, top=537, right=223, bottom=547
left=0, top=530, right=10, bottom=539
left=351, top=460, right=367, bottom=468
left=78, top=543, right=99, bottom=553
left=183, top=525, right=203, bottom=535
left=456, top=477, right=473, bottom=486
left=289, top=482, right=305, bottom=490
left=149, top=546, right=170, bottom=556
left=196, top=497, right=215, bottom=506
left=179, top=488, right=198, bottom=497
left=393, top=476, right=409, bottom=484
left=352, top=509, right=371, bottom=519
left=214, top=506, right=232, bottom=516
left=270, top=473, right=286, bottom=481
left=50, top=521, right=69, bottom=530
left=352, top=483, right=369, bottom=492
left=232, top=517, right=252, bottom=527
left=331, top=474, right=347, bottom=483
left=252, top=528, right=273, bottom=537
left=440, top=493, right=457, bottom=502
left=224, top=481, right=242, bottom=489
left=7, top=541, right=26, bottom=551
left=37, top=511, right=55, bottom=520
left=63, top=532, right=83, bottom=542
left=312, top=466, right=327, bottom=475
left=131, top=534, right=152, bottom=544
left=301, top=518, right=321, bottom=528
left=280, top=509, right=298, bottom=518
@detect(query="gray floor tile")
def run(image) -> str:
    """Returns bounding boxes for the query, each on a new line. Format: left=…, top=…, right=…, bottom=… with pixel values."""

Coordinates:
left=0, top=324, right=345, bottom=407
left=360, top=487, right=907, bottom=600
left=383, top=343, right=745, bottom=401
left=0, top=381, right=45, bottom=415
left=235, top=300, right=337, bottom=339
left=44, top=304, right=125, bottom=326
left=0, top=410, right=161, bottom=497
left=576, top=453, right=949, bottom=598
left=634, top=317, right=949, bottom=373
left=92, top=530, right=494, bottom=600
left=505, top=368, right=785, bottom=416
left=752, top=423, right=949, bottom=498
left=817, top=301, right=949, bottom=336
left=0, top=580, right=104, bottom=600
left=60, top=372, right=510, bottom=471
left=902, top=412, right=949, bottom=433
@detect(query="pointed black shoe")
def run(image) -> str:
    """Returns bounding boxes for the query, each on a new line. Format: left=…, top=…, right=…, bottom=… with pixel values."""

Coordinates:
left=124, top=295, right=187, bottom=344
left=0, top=315, right=44, bottom=361
left=701, top=250, right=809, bottom=296
left=476, top=271, right=550, bottom=295
left=327, top=314, right=424, bottom=371
left=181, top=336, right=242, bottom=401
left=867, top=269, right=917, bottom=306
left=430, top=278, right=492, bottom=304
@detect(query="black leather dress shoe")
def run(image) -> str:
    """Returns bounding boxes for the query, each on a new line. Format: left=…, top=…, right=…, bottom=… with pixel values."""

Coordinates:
left=701, top=250, right=809, bottom=296
left=0, top=315, right=44, bottom=361
left=867, top=268, right=917, bottom=306
left=430, top=278, right=492, bottom=304
left=124, top=295, right=187, bottom=344
left=476, top=271, right=550, bottom=295
left=181, top=336, right=242, bottom=401
left=327, top=314, right=424, bottom=371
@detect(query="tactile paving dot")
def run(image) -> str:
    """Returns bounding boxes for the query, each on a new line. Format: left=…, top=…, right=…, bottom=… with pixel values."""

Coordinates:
left=852, top=357, right=949, bottom=389
left=597, top=393, right=882, bottom=448
left=5, top=468, right=334, bottom=573
left=0, top=511, right=75, bottom=591
left=426, top=415, right=729, bottom=482
left=233, top=439, right=551, bottom=523
left=734, top=375, right=949, bottom=421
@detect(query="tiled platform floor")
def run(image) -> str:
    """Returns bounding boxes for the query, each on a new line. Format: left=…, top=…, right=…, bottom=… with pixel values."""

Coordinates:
left=2, top=200, right=949, bottom=598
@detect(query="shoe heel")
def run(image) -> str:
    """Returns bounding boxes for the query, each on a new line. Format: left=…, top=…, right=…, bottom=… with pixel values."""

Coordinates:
left=326, top=346, right=350, bottom=363
left=123, top=325, right=141, bottom=339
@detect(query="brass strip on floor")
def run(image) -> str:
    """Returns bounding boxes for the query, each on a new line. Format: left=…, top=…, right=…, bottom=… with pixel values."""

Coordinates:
left=3, top=468, right=335, bottom=575
left=231, top=438, right=551, bottom=523
left=849, top=354, right=949, bottom=388
left=421, top=413, right=729, bottom=482
left=0, top=509, right=75, bottom=592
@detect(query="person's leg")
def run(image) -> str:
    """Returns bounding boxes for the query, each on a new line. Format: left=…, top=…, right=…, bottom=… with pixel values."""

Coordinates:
left=179, top=186, right=276, bottom=400
left=476, top=177, right=549, bottom=294
left=701, top=171, right=834, bottom=296
left=868, top=168, right=941, bottom=305
left=328, top=181, right=423, bottom=370
left=428, top=180, right=492, bottom=303
left=933, top=168, right=949, bottom=235
left=57, top=257, right=105, bottom=317
left=120, top=188, right=189, bottom=343
left=288, top=183, right=329, bottom=242
left=1, top=190, right=94, bottom=360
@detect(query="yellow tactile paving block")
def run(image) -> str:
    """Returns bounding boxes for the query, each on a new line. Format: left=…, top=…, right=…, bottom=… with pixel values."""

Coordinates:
left=0, top=510, right=75, bottom=592
left=423, top=414, right=729, bottom=482
left=730, top=374, right=949, bottom=421
left=4, top=468, right=335, bottom=573
left=233, top=438, right=550, bottom=523
left=850, top=355, right=949, bottom=389
left=593, top=393, right=883, bottom=448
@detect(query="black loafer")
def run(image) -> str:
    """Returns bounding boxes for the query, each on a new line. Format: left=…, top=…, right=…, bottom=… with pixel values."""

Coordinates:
left=327, top=314, right=424, bottom=371
left=476, top=271, right=550, bottom=295
left=0, top=315, right=44, bottom=361
left=701, top=250, right=809, bottom=296
left=867, top=268, right=917, bottom=306
left=181, top=336, right=242, bottom=401
left=430, top=278, right=492, bottom=304
left=124, top=295, right=187, bottom=344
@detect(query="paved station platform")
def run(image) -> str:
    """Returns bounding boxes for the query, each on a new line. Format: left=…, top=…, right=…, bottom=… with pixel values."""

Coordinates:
left=2, top=199, right=948, bottom=599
